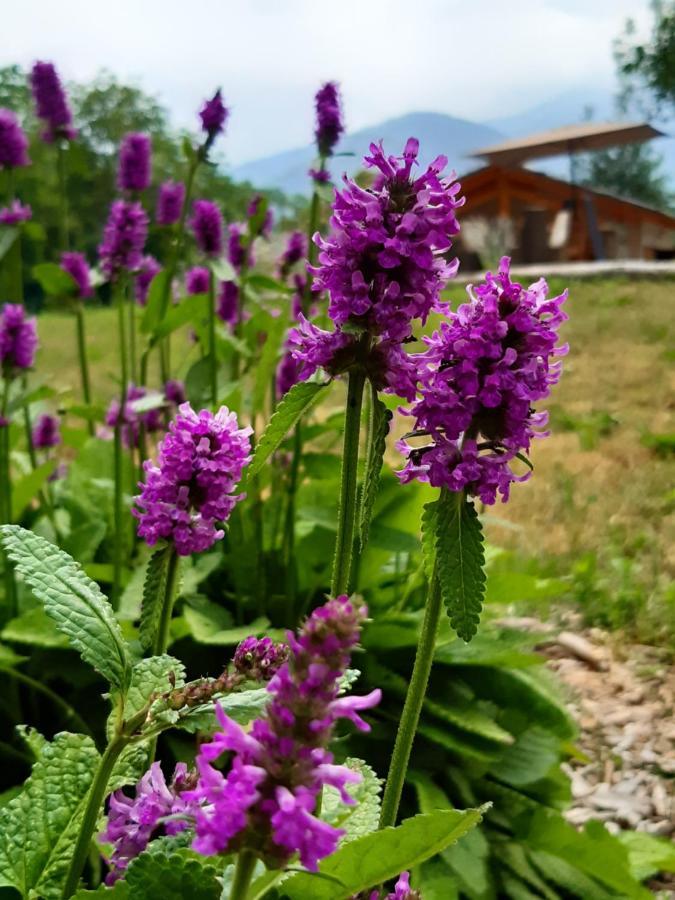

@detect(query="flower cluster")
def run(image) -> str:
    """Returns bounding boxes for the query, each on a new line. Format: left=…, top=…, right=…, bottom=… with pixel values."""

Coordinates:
left=134, top=256, right=161, bottom=305
left=217, top=280, right=238, bottom=327
left=0, top=303, right=38, bottom=372
left=185, top=266, right=210, bottom=295
left=184, top=595, right=380, bottom=870
left=0, top=200, right=32, bottom=225
left=156, top=180, right=185, bottom=226
left=98, top=200, right=149, bottom=281
left=134, top=403, right=252, bottom=555
left=190, top=200, right=224, bottom=257
left=227, top=222, right=253, bottom=272
left=101, top=763, right=198, bottom=884
left=30, top=61, right=76, bottom=142
left=397, top=258, right=567, bottom=504
left=60, top=252, right=93, bottom=299
left=199, top=90, right=228, bottom=140
left=358, top=872, right=420, bottom=900
left=0, top=109, right=29, bottom=169
left=314, top=81, right=344, bottom=158
left=277, top=230, right=306, bottom=280
left=32, top=413, right=61, bottom=449
left=118, top=132, right=152, bottom=193
left=105, top=384, right=164, bottom=448
left=233, top=636, right=290, bottom=682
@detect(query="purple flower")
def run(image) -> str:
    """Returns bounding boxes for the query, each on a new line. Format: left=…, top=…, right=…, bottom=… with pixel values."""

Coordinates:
left=185, top=595, right=380, bottom=870
left=134, top=403, right=252, bottom=556
left=185, top=266, right=210, bottom=295
left=227, top=222, right=253, bottom=272
left=32, top=413, right=61, bottom=449
left=217, top=281, right=238, bottom=327
left=156, top=180, right=185, bottom=226
left=397, top=258, right=567, bottom=504
left=311, top=137, right=463, bottom=343
left=309, top=167, right=331, bottom=184
left=233, top=636, right=290, bottom=682
left=164, top=379, right=186, bottom=407
left=30, top=61, right=76, bottom=143
left=276, top=349, right=302, bottom=398
left=190, top=200, right=224, bottom=257
left=363, top=872, right=420, bottom=900
left=0, top=109, right=30, bottom=169
left=118, top=132, right=151, bottom=193
left=105, top=384, right=164, bottom=449
left=0, top=303, right=38, bottom=372
left=134, top=256, right=161, bottom=306
left=60, top=252, right=93, bottom=299
left=199, top=90, right=228, bottom=140
left=277, top=230, right=307, bottom=279
left=101, top=762, right=197, bottom=884
left=98, top=200, right=148, bottom=281
left=0, top=200, right=32, bottom=225
left=314, top=82, right=344, bottom=158
left=247, top=195, right=273, bottom=239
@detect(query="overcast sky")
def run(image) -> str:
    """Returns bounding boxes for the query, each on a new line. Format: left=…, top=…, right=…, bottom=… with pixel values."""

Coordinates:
left=4, top=0, right=653, bottom=166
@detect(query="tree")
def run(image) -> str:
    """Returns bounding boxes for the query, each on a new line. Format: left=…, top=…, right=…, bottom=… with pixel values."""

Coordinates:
left=615, top=1, right=675, bottom=115
left=579, top=143, right=674, bottom=211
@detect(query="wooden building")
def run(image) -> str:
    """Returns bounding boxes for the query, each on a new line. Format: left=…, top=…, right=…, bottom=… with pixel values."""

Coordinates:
left=454, top=123, right=675, bottom=267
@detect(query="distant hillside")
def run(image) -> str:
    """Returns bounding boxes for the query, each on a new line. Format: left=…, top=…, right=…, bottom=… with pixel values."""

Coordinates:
left=232, top=112, right=504, bottom=196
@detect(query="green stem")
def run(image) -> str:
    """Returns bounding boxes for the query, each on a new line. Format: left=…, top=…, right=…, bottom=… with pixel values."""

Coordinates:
left=379, top=565, right=443, bottom=829
left=152, top=547, right=180, bottom=657
left=283, top=423, right=302, bottom=619
left=229, top=849, right=257, bottom=900
left=75, top=305, right=94, bottom=436
left=60, top=734, right=128, bottom=899
left=302, top=156, right=325, bottom=314
left=113, top=285, right=129, bottom=607
left=0, top=378, right=16, bottom=615
left=208, top=268, right=217, bottom=407
left=330, top=368, right=366, bottom=597
left=128, top=294, right=137, bottom=384
left=8, top=668, right=92, bottom=736
left=57, top=143, right=70, bottom=252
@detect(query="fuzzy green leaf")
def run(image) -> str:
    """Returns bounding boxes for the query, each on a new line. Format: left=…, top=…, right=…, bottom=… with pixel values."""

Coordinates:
left=139, top=547, right=177, bottom=652
left=0, top=732, right=100, bottom=897
left=0, top=525, right=130, bottom=689
left=359, top=393, right=392, bottom=551
left=321, top=758, right=382, bottom=843
left=281, top=807, right=486, bottom=900
left=420, top=499, right=439, bottom=584
left=247, top=381, right=331, bottom=479
left=435, top=492, right=486, bottom=642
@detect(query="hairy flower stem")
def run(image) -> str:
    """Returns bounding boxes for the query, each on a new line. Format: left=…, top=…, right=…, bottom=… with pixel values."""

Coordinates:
left=208, top=268, right=217, bottom=407
left=61, top=734, right=128, bottom=899
left=330, top=368, right=366, bottom=596
left=379, top=562, right=443, bottom=829
left=113, top=285, right=129, bottom=606
left=229, top=849, right=257, bottom=900
left=75, top=304, right=94, bottom=435
left=283, top=422, right=302, bottom=619
left=302, top=156, right=325, bottom=314
left=57, top=142, right=70, bottom=252
left=152, top=547, right=180, bottom=657
left=0, top=380, right=16, bottom=614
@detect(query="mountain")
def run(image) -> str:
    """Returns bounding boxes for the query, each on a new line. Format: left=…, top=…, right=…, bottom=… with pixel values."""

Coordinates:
left=486, top=87, right=615, bottom=137
left=232, top=112, right=504, bottom=196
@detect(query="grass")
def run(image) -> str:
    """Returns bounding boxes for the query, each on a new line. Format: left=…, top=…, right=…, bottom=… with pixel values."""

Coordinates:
left=33, top=277, right=675, bottom=645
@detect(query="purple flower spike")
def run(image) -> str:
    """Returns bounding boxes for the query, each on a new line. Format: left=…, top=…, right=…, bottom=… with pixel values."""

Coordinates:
left=277, top=230, right=307, bottom=279
left=227, top=222, right=253, bottom=272
left=30, top=61, right=76, bottom=143
left=397, top=257, right=568, bottom=504
left=247, top=195, right=274, bottom=239
left=199, top=89, right=228, bottom=140
left=184, top=595, right=380, bottom=871
left=314, top=82, right=344, bottom=158
left=217, top=281, right=238, bottom=327
left=0, top=303, right=38, bottom=372
left=276, top=349, right=302, bottom=398
left=118, top=132, right=152, bottom=193
left=156, top=180, right=185, bottom=226
left=190, top=200, right=224, bottom=257
left=105, top=384, right=164, bottom=449
left=164, top=379, right=186, bottom=407
left=312, top=137, right=463, bottom=343
left=185, top=266, right=210, bottom=295
left=0, top=201, right=32, bottom=225
left=134, top=403, right=252, bottom=555
left=0, top=109, right=30, bottom=169
left=233, top=636, right=289, bottom=681
left=32, top=413, right=61, bottom=449
left=98, top=200, right=148, bottom=281
left=134, top=256, right=161, bottom=306
left=61, top=251, right=93, bottom=299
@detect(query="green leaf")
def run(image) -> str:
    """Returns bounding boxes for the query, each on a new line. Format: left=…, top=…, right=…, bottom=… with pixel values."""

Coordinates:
left=173, top=686, right=269, bottom=733
left=1, top=606, right=69, bottom=648
left=0, top=642, right=27, bottom=669
left=209, top=258, right=236, bottom=282
left=11, top=459, right=56, bottom=519
left=182, top=597, right=269, bottom=646
left=435, top=492, right=486, bottom=642
left=321, top=758, right=382, bottom=843
left=0, top=227, right=18, bottom=262
left=619, top=830, right=675, bottom=881
left=528, top=849, right=616, bottom=900
left=32, top=262, right=78, bottom=296
left=246, top=273, right=290, bottom=292
left=247, top=381, right=331, bottom=479
left=0, top=732, right=100, bottom=897
left=185, top=356, right=213, bottom=408
left=421, top=499, right=440, bottom=583
left=491, top=726, right=560, bottom=786
left=140, top=270, right=171, bottom=335
left=139, top=547, right=177, bottom=652
left=153, top=294, right=209, bottom=340
left=281, top=807, right=486, bottom=900
left=359, top=394, right=392, bottom=551
left=0, top=525, right=130, bottom=689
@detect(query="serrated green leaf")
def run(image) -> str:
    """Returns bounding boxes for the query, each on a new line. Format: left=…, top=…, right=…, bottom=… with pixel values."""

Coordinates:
left=281, top=807, right=486, bottom=900
left=359, top=393, right=391, bottom=551
left=321, top=758, right=382, bottom=843
left=0, top=526, right=130, bottom=688
left=139, top=547, right=177, bottom=652
left=11, top=459, right=56, bottom=519
left=16, top=724, right=48, bottom=760
left=247, top=381, right=331, bottom=479
left=0, top=732, right=100, bottom=897
left=172, top=686, right=269, bottom=734
left=435, top=492, right=486, bottom=642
